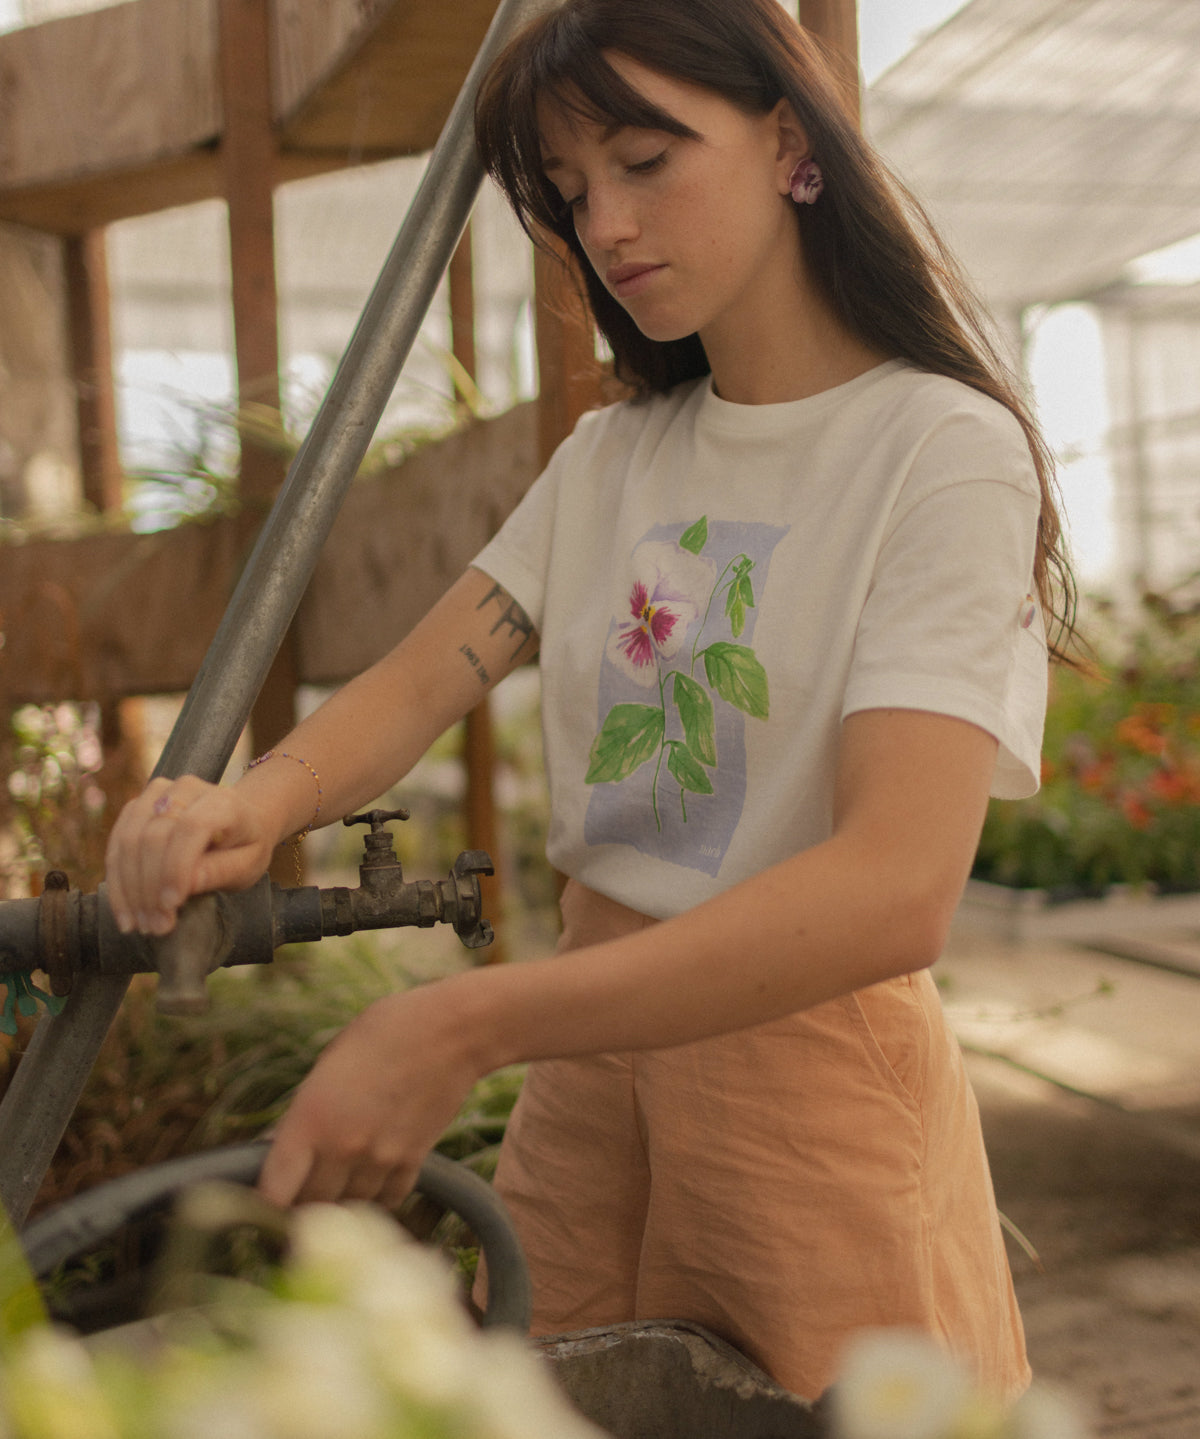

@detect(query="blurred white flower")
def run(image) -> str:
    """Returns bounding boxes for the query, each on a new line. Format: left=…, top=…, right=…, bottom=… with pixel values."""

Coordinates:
left=1008, top=1382, right=1089, bottom=1439
left=458, top=1331, right=607, bottom=1439
left=251, top=1307, right=389, bottom=1439
left=3, top=1327, right=121, bottom=1439
left=832, top=1329, right=974, bottom=1439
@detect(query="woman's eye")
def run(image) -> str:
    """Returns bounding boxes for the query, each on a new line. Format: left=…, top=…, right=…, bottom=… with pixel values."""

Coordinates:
left=627, top=150, right=667, bottom=176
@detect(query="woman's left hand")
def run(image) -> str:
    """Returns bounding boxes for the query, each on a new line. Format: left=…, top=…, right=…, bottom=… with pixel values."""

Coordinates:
left=258, top=979, right=484, bottom=1209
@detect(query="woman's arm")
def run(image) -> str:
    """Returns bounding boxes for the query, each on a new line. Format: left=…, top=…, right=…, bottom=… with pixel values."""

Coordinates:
left=258, top=707, right=997, bottom=1206
left=104, top=567, right=538, bottom=935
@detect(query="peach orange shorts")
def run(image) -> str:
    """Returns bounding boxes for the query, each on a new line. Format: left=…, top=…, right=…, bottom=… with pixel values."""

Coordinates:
left=485, top=881, right=1029, bottom=1402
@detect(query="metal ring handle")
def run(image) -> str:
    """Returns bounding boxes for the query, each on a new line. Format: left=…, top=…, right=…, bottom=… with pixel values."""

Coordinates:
left=20, top=1142, right=531, bottom=1332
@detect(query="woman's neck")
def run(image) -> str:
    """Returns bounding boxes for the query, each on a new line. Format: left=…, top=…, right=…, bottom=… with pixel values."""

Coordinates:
left=702, top=256, right=890, bottom=407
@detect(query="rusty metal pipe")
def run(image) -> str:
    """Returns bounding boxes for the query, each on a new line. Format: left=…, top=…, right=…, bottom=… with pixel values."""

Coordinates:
left=0, top=0, right=563, bottom=1228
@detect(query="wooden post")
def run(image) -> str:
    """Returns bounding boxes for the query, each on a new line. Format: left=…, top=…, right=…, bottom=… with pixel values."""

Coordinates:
left=62, top=231, right=148, bottom=870
left=533, top=243, right=604, bottom=467
left=218, top=0, right=298, bottom=881
left=62, top=231, right=123, bottom=515
left=449, top=225, right=507, bottom=961
left=798, top=0, right=860, bottom=122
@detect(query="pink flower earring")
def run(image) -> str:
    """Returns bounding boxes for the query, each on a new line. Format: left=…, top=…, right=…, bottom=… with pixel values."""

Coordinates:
left=788, top=158, right=824, bottom=205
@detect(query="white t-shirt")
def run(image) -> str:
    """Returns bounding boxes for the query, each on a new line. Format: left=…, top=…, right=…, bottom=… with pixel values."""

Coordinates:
left=473, top=360, right=1047, bottom=920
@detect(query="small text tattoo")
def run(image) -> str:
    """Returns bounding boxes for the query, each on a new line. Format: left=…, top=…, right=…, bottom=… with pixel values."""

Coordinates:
left=477, top=582, right=535, bottom=659
left=459, top=643, right=491, bottom=686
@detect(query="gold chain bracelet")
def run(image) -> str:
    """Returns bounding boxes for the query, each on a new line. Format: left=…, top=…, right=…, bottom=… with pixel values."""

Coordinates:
left=246, top=750, right=323, bottom=884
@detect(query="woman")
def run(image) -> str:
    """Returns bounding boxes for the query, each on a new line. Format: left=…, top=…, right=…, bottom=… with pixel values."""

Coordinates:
left=105, top=0, right=1074, bottom=1401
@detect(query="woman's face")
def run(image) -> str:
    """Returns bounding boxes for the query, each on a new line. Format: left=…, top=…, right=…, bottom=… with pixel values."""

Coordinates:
left=538, top=55, right=807, bottom=351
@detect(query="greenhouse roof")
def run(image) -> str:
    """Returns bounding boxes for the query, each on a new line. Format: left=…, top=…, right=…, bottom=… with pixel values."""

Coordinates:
left=865, top=0, right=1200, bottom=312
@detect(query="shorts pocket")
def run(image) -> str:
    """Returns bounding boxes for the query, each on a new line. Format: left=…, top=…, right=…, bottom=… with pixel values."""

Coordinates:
left=845, top=974, right=930, bottom=1113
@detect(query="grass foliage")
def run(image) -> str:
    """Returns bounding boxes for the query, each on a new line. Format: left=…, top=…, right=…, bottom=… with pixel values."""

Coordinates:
left=4, top=942, right=524, bottom=1220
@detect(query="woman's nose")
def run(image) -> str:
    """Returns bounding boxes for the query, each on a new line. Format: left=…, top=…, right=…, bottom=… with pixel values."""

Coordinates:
left=576, top=184, right=639, bottom=253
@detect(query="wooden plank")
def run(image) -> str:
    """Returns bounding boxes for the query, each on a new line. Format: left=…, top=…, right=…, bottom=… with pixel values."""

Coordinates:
left=0, top=0, right=220, bottom=193
left=296, top=403, right=539, bottom=683
left=0, top=151, right=349, bottom=237
left=273, top=0, right=498, bottom=157
left=218, top=0, right=296, bottom=803
left=0, top=518, right=251, bottom=706
left=218, top=0, right=283, bottom=501
left=63, top=231, right=123, bottom=515
left=0, top=407, right=539, bottom=707
left=534, top=244, right=606, bottom=467
left=0, top=151, right=223, bottom=236
left=798, top=0, right=860, bottom=122
left=270, top=0, right=395, bottom=128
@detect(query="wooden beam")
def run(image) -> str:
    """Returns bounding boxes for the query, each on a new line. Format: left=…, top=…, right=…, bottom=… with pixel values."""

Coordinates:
left=218, top=0, right=283, bottom=504
left=798, top=0, right=860, bottom=122
left=62, top=231, right=122, bottom=515
left=534, top=244, right=605, bottom=468
left=450, top=223, right=506, bottom=960
left=273, top=0, right=497, bottom=157
left=218, top=0, right=295, bottom=877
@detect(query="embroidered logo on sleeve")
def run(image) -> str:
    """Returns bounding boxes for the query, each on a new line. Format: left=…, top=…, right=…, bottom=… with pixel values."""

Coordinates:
left=584, top=516, right=786, bottom=876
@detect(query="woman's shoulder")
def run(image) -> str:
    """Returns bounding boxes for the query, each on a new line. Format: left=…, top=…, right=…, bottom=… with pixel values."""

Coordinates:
left=870, top=365, right=1037, bottom=495
left=874, top=363, right=1024, bottom=431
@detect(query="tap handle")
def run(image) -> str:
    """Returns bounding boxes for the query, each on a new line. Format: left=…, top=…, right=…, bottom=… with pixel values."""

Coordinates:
left=344, top=808, right=411, bottom=832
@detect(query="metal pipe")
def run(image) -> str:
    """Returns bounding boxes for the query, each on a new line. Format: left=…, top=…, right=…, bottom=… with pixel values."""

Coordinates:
left=0, top=0, right=563, bottom=1228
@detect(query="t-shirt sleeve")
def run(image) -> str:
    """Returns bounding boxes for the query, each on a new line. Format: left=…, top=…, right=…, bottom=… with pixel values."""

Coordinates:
left=840, top=418, right=1049, bottom=800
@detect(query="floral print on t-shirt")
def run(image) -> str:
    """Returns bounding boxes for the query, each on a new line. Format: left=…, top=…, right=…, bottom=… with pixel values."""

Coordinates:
left=584, top=516, right=787, bottom=876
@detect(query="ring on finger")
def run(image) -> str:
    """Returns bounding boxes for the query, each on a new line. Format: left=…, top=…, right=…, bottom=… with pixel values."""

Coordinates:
left=152, top=792, right=177, bottom=818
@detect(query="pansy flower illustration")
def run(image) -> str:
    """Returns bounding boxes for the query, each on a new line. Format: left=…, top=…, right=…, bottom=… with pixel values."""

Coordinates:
left=589, top=519, right=771, bottom=834
left=605, top=540, right=717, bottom=686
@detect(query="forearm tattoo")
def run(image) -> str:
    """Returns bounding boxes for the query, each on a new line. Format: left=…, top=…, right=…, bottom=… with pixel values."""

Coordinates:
left=476, top=582, right=535, bottom=660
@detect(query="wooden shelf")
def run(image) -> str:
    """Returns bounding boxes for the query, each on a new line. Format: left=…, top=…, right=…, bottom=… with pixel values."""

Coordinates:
left=0, top=0, right=498, bottom=235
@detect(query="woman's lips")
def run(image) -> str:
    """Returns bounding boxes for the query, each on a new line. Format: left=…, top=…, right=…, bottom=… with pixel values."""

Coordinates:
left=607, top=262, right=665, bottom=299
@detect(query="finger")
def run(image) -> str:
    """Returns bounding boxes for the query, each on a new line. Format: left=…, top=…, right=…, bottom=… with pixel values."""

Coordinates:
left=195, top=843, right=270, bottom=895
left=292, top=1152, right=358, bottom=1205
left=258, top=1134, right=317, bottom=1208
left=379, top=1166, right=420, bottom=1211
left=340, top=1162, right=390, bottom=1204
left=131, top=788, right=202, bottom=933
left=144, top=793, right=230, bottom=931
left=106, top=779, right=174, bottom=931
left=138, top=783, right=249, bottom=932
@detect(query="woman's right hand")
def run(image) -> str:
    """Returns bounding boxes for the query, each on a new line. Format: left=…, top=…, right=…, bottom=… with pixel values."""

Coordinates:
left=104, top=775, right=279, bottom=936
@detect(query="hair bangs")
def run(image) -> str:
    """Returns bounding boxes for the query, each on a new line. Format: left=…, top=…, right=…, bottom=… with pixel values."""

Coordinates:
left=476, top=14, right=698, bottom=239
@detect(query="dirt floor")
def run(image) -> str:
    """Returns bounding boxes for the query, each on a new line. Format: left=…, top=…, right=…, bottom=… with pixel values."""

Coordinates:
left=970, top=1052, right=1200, bottom=1438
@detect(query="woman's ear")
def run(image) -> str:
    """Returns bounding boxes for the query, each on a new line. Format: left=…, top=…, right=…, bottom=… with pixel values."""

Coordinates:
left=771, top=98, right=812, bottom=194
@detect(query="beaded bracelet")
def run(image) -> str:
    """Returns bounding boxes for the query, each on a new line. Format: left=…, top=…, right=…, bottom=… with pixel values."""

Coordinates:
left=246, top=749, right=323, bottom=884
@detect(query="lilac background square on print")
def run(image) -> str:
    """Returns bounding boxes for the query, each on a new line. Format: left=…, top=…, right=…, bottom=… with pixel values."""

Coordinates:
left=583, top=519, right=787, bottom=876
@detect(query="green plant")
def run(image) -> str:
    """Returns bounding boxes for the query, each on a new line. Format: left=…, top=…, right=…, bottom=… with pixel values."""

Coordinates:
left=973, top=591, right=1200, bottom=894
left=2, top=704, right=110, bottom=899
left=4, top=940, right=523, bottom=1219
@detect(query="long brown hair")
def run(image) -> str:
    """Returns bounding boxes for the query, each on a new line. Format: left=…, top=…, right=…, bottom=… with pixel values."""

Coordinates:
left=475, top=0, right=1077, bottom=658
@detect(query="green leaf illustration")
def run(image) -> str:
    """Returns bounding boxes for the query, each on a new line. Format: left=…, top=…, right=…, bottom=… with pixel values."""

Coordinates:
left=725, top=569, right=755, bottom=638
left=679, top=516, right=708, bottom=555
left=703, top=642, right=770, bottom=720
left=585, top=703, right=665, bottom=784
left=672, top=671, right=717, bottom=766
left=667, top=740, right=715, bottom=795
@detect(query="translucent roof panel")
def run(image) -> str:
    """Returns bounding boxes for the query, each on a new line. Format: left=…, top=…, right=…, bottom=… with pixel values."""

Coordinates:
left=865, top=0, right=1200, bottom=310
